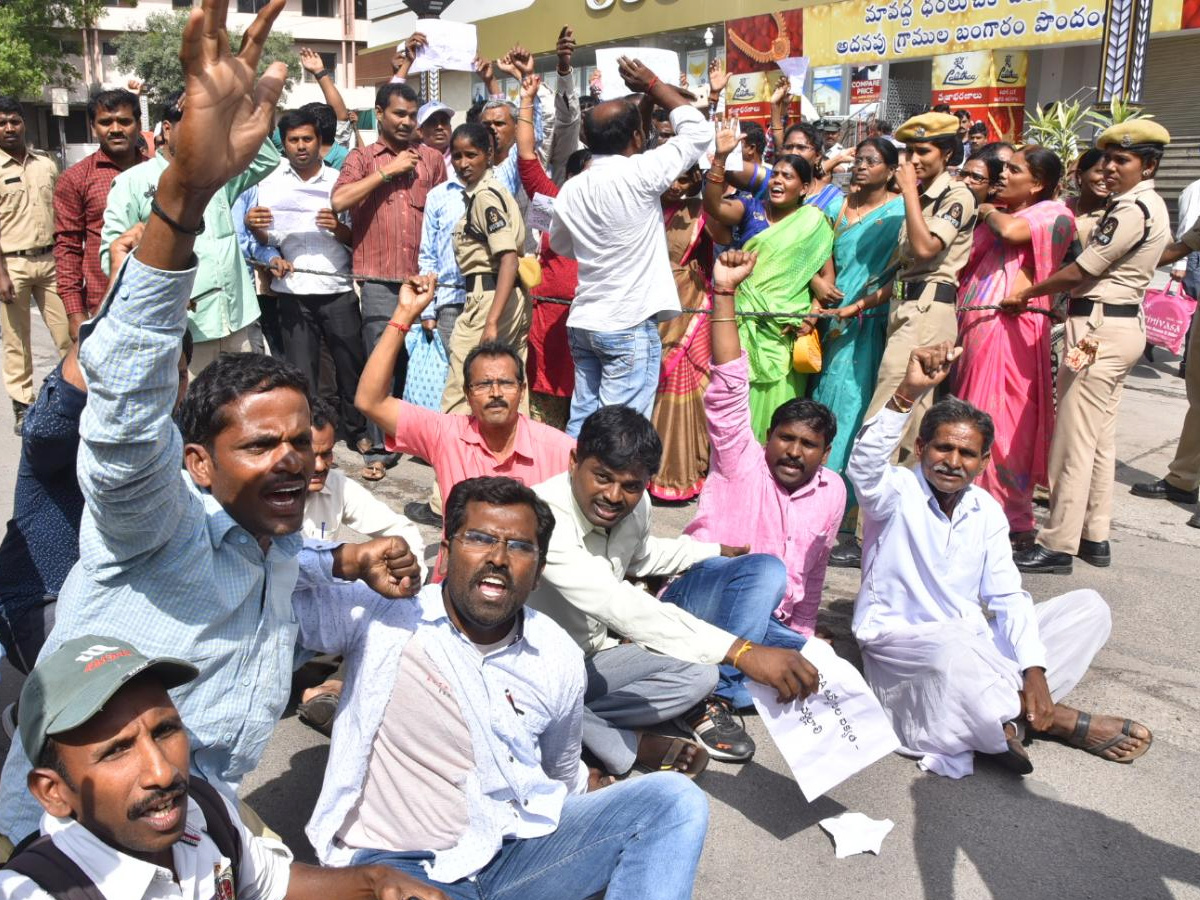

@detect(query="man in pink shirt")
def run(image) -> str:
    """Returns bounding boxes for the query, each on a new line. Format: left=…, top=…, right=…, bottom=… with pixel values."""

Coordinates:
left=356, top=275, right=575, bottom=527
left=686, top=249, right=845, bottom=643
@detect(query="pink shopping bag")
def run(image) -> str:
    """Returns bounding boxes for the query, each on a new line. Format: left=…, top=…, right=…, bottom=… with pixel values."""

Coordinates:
left=1143, top=280, right=1197, bottom=356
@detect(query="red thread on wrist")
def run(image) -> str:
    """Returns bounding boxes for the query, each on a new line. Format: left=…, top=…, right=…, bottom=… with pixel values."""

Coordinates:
left=387, top=320, right=412, bottom=334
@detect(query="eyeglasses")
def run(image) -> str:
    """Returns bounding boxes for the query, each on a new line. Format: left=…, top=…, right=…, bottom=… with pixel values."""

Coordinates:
left=453, top=529, right=539, bottom=558
left=958, top=171, right=990, bottom=184
left=852, top=156, right=885, bottom=168
left=468, top=378, right=522, bottom=394
left=784, top=143, right=815, bottom=153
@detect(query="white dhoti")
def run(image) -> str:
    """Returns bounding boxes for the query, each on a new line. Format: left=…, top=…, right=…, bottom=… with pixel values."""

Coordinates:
left=859, top=589, right=1112, bottom=778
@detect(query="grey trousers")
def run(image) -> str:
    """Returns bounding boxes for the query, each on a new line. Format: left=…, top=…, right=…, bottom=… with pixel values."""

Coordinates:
left=583, top=643, right=718, bottom=775
left=359, top=280, right=407, bottom=463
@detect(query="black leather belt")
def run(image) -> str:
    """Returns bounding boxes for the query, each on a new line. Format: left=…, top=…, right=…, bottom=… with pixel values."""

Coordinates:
left=1067, top=298, right=1140, bottom=318
left=469, top=273, right=497, bottom=292
left=897, top=280, right=957, bottom=304
left=4, top=244, right=52, bottom=259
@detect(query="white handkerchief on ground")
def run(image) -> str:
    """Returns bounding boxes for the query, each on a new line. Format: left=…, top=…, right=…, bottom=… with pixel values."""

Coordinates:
left=594, top=47, right=681, bottom=101
left=407, top=20, right=478, bottom=74
left=749, top=637, right=901, bottom=801
left=818, top=812, right=895, bottom=858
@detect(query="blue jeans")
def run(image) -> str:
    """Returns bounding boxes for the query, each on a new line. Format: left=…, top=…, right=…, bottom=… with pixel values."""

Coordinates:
left=566, top=319, right=661, bottom=437
left=662, top=554, right=806, bottom=709
left=351, top=773, right=708, bottom=900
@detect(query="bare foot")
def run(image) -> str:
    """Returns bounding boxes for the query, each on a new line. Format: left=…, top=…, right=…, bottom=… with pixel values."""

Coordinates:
left=587, top=767, right=617, bottom=791
left=1054, top=708, right=1152, bottom=763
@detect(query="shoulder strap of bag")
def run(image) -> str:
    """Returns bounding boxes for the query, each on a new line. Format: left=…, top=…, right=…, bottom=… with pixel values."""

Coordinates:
left=188, top=778, right=242, bottom=877
left=3, top=834, right=107, bottom=900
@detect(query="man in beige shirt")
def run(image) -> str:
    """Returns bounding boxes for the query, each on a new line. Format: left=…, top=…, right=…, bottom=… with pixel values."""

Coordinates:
left=531, top=405, right=820, bottom=776
left=0, top=95, right=71, bottom=433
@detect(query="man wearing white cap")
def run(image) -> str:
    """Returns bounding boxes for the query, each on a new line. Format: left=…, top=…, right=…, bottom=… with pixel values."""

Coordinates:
left=418, top=100, right=454, bottom=179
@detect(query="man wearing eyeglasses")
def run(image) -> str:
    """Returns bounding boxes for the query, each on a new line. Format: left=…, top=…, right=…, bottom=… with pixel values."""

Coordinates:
left=356, top=274, right=575, bottom=537
left=291, top=475, right=709, bottom=899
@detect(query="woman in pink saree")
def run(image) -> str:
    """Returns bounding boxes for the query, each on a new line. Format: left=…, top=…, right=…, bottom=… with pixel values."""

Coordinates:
left=954, top=146, right=1075, bottom=540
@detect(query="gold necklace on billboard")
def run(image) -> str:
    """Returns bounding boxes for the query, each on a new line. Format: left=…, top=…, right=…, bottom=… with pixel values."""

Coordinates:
left=727, top=12, right=791, bottom=64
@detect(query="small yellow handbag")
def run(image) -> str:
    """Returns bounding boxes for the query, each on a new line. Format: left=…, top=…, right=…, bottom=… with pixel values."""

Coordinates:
left=517, top=256, right=543, bottom=292
left=792, top=329, right=823, bottom=374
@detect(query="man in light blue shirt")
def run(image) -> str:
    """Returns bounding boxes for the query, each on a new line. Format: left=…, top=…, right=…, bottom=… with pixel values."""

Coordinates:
left=295, top=475, right=708, bottom=899
left=0, top=3, right=422, bottom=848
left=417, top=176, right=466, bottom=349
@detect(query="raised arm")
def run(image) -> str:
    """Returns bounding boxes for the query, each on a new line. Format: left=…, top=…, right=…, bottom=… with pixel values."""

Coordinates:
left=548, top=26, right=580, bottom=184
left=769, top=75, right=789, bottom=150
left=300, top=47, right=351, bottom=123
left=703, top=119, right=749, bottom=227
left=516, top=73, right=541, bottom=162
left=78, top=0, right=290, bottom=556
left=710, top=249, right=756, bottom=365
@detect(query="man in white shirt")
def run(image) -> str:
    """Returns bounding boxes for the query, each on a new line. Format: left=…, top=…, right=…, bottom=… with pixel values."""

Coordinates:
left=531, top=405, right=820, bottom=774
left=549, top=57, right=711, bottom=436
left=0, top=633, right=446, bottom=899
left=292, top=475, right=709, bottom=899
left=248, top=107, right=370, bottom=457
left=849, top=341, right=1152, bottom=778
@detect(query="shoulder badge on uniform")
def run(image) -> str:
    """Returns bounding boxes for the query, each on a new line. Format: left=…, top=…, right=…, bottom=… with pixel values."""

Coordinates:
left=1094, top=217, right=1118, bottom=246
left=940, top=201, right=964, bottom=229
left=485, top=206, right=507, bottom=234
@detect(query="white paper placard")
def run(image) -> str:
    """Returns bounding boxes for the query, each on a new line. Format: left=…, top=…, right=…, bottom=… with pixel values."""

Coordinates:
left=776, top=56, right=810, bottom=96
left=406, top=19, right=478, bottom=74
left=749, top=638, right=901, bottom=802
left=594, top=47, right=681, bottom=101
left=526, top=192, right=555, bottom=233
left=258, top=180, right=333, bottom=237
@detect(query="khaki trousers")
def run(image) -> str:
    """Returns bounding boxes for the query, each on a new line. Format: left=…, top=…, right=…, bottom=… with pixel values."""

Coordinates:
left=863, top=297, right=959, bottom=462
left=1039, top=314, right=1146, bottom=553
left=187, top=325, right=255, bottom=381
left=1166, top=308, right=1200, bottom=491
left=440, top=286, right=531, bottom=417
left=2, top=254, right=70, bottom=405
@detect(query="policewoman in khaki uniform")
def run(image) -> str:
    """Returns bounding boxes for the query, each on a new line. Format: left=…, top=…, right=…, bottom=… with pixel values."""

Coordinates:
left=0, top=98, right=71, bottom=431
left=440, top=122, right=530, bottom=416
left=1011, top=121, right=1171, bottom=574
left=863, top=112, right=977, bottom=460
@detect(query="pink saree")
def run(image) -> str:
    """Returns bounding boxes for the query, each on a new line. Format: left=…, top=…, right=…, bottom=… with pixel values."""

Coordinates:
left=952, top=201, right=1075, bottom=532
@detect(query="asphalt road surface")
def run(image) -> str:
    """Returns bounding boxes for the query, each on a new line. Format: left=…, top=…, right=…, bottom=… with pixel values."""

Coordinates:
left=2, top=312, right=1198, bottom=899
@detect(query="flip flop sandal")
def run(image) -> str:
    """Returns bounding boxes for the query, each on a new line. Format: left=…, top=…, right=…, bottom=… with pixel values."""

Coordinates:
left=360, top=461, right=387, bottom=482
left=980, top=720, right=1033, bottom=775
left=634, top=737, right=710, bottom=780
left=1071, top=712, right=1153, bottom=764
left=297, top=691, right=340, bottom=738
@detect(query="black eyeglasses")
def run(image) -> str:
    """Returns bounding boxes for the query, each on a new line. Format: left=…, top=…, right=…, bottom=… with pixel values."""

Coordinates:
left=958, top=171, right=990, bottom=184
left=453, top=529, right=539, bottom=558
left=468, top=378, right=522, bottom=395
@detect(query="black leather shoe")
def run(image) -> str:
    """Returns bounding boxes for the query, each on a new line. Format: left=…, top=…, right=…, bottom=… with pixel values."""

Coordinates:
left=1013, top=544, right=1073, bottom=574
left=828, top=540, right=862, bottom=569
left=1188, top=512, right=1200, bottom=529
left=1077, top=539, right=1111, bottom=568
left=1130, top=478, right=1199, bottom=504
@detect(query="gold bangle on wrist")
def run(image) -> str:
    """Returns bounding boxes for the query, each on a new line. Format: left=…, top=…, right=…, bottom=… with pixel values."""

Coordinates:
left=709, top=316, right=737, bottom=322
left=732, top=640, right=754, bottom=668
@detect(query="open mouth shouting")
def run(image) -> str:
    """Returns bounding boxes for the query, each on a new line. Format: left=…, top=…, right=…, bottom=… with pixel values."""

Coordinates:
left=130, top=786, right=187, bottom=834
left=263, top=478, right=307, bottom=516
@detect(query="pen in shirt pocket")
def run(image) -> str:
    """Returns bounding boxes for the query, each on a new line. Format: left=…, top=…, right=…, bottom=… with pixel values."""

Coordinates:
left=505, top=689, right=524, bottom=716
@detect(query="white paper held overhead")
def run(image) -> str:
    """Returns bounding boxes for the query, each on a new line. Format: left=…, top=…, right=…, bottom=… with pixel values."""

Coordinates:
left=748, top=637, right=901, bottom=802
left=593, top=48, right=681, bottom=102
left=407, top=19, right=478, bottom=74
left=775, top=56, right=811, bottom=97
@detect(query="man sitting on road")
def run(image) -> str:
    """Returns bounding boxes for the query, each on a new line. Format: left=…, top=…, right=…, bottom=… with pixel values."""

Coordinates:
left=292, top=476, right=710, bottom=899
left=531, top=405, right=820, bottom=776
left=355, top=274, right=575, bottom=531
left=0, top=634, right=448, bottom=899
left=686, top=250, right=844, bottom=639
left=849, top=341, right=1153, bottom=778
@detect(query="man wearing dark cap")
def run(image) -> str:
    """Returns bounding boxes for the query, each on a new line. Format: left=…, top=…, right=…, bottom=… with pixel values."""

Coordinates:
left=0, top=635, right=447, bottom=899
left=1009, top=121, right=1172, bottom=573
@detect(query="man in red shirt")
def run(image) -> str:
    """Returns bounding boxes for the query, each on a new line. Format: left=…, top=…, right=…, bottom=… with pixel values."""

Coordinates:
left=333, top=82, right=445, bottom=481
left=52, top=89, right=148, bottom=340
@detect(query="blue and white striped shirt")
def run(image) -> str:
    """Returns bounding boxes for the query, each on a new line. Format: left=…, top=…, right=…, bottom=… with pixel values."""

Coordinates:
left=417, top=179, right=466, bottom=318
left=0, top=254, right=304, bottom=843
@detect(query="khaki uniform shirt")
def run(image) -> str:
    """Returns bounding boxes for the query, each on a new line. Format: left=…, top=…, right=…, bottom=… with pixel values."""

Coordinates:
left=1072, top=179, right=1169, bottom=305
left=896, top=170, right=977, bottom=292
left=453, top=169, right=525, bottom=278
left=1073, top=206, right=1106, bottom=249
left=0, top=147, right=57, bottom=253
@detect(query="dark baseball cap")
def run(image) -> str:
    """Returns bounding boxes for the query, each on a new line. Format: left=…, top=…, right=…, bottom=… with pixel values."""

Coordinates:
left=19, top=635, right=198, bottom=766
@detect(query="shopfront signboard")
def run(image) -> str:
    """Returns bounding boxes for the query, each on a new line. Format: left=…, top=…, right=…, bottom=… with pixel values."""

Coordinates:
left=723, top=10, right=807, bottom=123
left=931, top=49, right=1027, bottom=141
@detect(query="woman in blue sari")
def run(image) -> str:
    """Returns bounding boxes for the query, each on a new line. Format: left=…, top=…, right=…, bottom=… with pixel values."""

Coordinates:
left=810, top=138, right=905, bottom=504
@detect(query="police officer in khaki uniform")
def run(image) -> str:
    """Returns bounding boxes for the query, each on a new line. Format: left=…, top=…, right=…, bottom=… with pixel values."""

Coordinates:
left=1130, top=218, right=1200, bottom=527
left=832, top=112, right=976, bottom=567
left=440, top=122, right=531, bottom=417
left=0, top=96, right=71, bottom=434
left=1011, top=121, right=1171, bottom=573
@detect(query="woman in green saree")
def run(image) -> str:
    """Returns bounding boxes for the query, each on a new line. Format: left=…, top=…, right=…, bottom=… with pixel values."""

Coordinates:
left=703, top=119, right=835, bottom=440
left=810, top=137, right=905, bottom=507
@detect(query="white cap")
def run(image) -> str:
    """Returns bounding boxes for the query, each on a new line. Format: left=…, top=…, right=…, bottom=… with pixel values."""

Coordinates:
left=417, top=101, right=454, bottom=128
